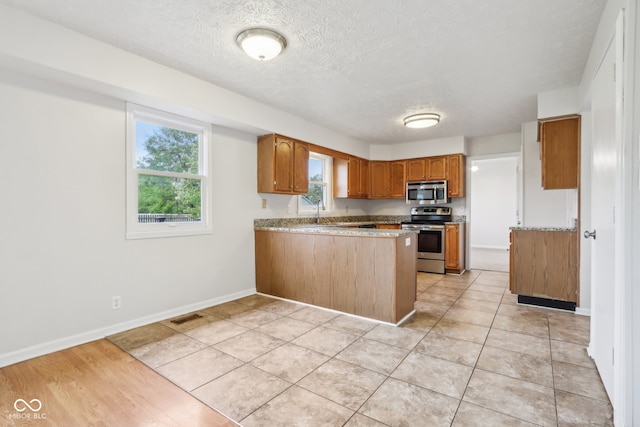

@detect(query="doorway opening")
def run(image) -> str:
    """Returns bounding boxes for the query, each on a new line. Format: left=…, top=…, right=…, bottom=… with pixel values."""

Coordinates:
left=467, top=155, right=520, bottom=272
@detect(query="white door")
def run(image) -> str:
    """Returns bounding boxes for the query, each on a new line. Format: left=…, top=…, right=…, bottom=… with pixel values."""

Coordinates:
left=588, top=30, right=618, bottom=399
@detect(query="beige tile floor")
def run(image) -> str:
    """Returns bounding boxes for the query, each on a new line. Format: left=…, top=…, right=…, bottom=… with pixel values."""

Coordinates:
left=107, top=270, right=613, bottom=426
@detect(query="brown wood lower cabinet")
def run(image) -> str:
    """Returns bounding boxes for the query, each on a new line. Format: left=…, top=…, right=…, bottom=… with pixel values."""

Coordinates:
left=509, top=229, right=578, bottom=303
left=255, top=230, right=416, bottom=323
left=445, top=223, right=465, bottom=274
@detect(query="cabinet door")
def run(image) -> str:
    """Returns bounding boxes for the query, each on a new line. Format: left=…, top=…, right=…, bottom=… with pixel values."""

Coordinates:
left=348, top=156, right=360, bottom=197
left=370, top=161, right=390, bottom=198
left=359, top=159, right=370, bottom=198
left=273, top=137, right=294, bottom=192
left=428, top=157, right=447, bottom=180
left=540, top=116, right=579, bottom=189
left=406, top=158, right=427, bottom=181
left=447, top=154, right=465, bottom=198
left=389, top=161, right=406, bottom=198
left=445, top=224, right=459, bottom=270
left=257, top=133, right=309, bottom=194
left=293, top=141, right=309, bottom=193
left=333, top=157, right=349, bottom=198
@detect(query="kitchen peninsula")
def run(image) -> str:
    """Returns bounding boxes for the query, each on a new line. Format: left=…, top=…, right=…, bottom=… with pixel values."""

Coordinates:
left=255, top=219, right=417, bottom=324
left=509, top=226, right=578, bottom=310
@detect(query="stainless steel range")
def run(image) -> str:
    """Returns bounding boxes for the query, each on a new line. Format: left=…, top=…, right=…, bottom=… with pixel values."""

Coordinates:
left=401, top=206, right=452, bottom=274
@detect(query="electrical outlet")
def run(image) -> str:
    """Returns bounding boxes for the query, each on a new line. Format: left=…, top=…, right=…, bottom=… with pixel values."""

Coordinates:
left=112, top=296, right=121, bottom=310
left=261, top=198, right=267, bottom=209
left=345, top=205, right=349, bottom=213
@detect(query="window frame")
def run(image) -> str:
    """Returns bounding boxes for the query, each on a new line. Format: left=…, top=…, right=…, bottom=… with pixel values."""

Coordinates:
left=298, top=152, right=334, bottom=215
left=125, top=103, right=212, bottom=239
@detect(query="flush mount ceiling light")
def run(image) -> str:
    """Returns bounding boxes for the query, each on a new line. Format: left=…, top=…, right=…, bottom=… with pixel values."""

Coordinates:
left=236, top=28, right=287, bottom=61
left=403, top=113, right=441, bottom=129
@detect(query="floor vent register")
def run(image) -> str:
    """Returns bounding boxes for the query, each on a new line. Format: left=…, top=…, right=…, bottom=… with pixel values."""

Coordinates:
left=170, top=313, right=203, bottom=325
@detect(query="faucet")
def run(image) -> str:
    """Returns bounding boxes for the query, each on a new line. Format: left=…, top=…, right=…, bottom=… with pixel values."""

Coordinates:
left=316, top=199, right=325, bottom=224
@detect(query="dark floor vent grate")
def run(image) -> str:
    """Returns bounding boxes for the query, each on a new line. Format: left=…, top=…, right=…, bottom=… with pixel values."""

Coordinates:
left=518, top=295, right=576, bottom=311
left=170, top=313, right=203, bottom=325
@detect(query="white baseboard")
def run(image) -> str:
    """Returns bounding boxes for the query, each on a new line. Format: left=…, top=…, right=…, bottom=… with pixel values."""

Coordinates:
left=0, top=287, right=255, bottom=368
left=256, top=292, right=408, bottom=327
left=575, top=307, right=591, bottom=316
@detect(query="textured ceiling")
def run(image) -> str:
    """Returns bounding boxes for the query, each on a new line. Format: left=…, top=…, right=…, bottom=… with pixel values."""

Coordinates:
left=1, top=0, right=606, bottom=144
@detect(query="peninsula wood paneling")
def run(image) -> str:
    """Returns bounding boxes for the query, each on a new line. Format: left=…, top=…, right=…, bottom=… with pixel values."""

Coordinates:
left=395, top=234, right=417, bottom=319
left=510, top=230, right=578, bottom=303
left=255, top=230, right=416, bottom=323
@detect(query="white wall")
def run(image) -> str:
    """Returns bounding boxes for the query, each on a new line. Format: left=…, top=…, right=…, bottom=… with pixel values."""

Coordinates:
left=369, top=136, right=466, bottom=160
left=538, top=86, right=580, bottom=118
left=469, top=157, right=519, bottom=249
left=466, top=132, right=521, bottom=157
left=521, top=121, right=577, bottom=227
left=0, top=71, right=266, bottom=364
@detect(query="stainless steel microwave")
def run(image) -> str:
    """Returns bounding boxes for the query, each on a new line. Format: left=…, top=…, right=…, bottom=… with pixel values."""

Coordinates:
left=406, top=181, right=449, bottom=205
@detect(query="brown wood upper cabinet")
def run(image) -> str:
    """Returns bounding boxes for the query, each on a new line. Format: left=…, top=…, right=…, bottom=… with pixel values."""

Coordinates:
left=257, top=134, right=309, bottom=194
left=335, top=156, right=369, bottom=198
left=370, top=160, right=406, bottom=199
left=428, top=156, right=447, bottom=180
left=406, top=156, right=447, bottom=181
left=358, top=158, right=370, bottom=198
left=539, top=115, right=580, bottom=189
left=447, top=154, right=465, bottom=198
left=406, top=158, right=428, bottom=181
left=370, top=161, right=390, bottom=198
left=389, top=160, right=406, bottom=198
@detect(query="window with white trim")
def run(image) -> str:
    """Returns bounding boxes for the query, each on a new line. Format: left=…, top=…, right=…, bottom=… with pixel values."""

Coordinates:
left=126, top=103, right=212, bottom=239
left=298, top=152, right=333, bottom=214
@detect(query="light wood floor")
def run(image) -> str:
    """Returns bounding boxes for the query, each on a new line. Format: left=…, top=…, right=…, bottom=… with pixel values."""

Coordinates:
left=0, top=339, right=236, bottom=426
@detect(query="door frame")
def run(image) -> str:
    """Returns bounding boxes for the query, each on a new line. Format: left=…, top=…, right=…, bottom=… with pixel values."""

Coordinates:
left=615, top=4, right=639, bottom=424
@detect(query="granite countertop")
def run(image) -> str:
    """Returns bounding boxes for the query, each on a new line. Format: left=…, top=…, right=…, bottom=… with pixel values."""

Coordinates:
left=255, top=214, right=468, bottom=236
left=510, top=226, right=577, bottom=232
left=254, top=215, right=408, bottom=228
left=255, top=224, right=414, bottom=237
left=254, top=215, right=414, bottom=237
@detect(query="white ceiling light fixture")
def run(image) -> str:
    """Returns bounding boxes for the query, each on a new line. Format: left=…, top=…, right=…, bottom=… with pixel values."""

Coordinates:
left=236, top=28, right=287, bottom=61
left=403, top=113, right=440, bottom=129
